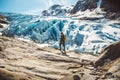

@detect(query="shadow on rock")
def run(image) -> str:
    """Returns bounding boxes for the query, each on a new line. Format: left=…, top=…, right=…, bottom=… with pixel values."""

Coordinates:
left=94, top=41, right=120, bottom=68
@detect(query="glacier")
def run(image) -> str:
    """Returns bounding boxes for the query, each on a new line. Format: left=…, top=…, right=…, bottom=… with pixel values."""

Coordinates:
left=1, top=12, right=120, bottom=54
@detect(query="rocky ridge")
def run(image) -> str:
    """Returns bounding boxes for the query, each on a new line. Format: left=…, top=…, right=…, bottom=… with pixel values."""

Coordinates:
left=71, top=0, right=120, bottom=20
left=41, top=4, right=73, bottom=17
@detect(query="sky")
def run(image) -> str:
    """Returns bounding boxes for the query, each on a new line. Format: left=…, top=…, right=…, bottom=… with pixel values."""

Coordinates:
left=0, top=0, right=78, bottom=14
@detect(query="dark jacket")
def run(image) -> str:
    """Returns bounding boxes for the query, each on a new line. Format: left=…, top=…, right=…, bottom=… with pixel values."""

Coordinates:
left=60, top=34, right=65, bottom=44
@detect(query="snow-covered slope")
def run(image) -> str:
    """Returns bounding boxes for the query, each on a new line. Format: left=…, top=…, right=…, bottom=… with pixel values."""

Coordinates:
left=41, top=4, right=73, bottom=17
left=1, top=12, right=120, bottom=54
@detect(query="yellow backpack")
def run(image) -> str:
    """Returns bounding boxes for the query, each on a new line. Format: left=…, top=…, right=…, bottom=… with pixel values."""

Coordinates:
left=64, top=35, right=66, bottom=41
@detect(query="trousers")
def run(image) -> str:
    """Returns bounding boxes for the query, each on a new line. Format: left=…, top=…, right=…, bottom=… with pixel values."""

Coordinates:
left=59, top=42, right=65, bottom=52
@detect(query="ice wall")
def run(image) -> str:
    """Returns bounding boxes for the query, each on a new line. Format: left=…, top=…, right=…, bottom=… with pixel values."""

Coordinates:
left=1, top=13, right=120, bottom=54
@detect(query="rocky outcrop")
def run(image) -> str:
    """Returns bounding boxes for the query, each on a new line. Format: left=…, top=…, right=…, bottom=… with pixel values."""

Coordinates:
left=94, top=41, right=120, bottom=78
left=0, top=36, right=120, bottom=80
left=71, top=0, right=120, bottom=20
left=0, top=15, right=9, bottom=24
left=91, top=41, right=120, bottom=80
left=0, top=15, right=9, bottom=35
left=101, top=0, right=120, bottom=11
left=71, top=0, right=98, bottom=14
left=101, top=0, right=120, bottom=20
left=95, top=41, right=120, bottom=67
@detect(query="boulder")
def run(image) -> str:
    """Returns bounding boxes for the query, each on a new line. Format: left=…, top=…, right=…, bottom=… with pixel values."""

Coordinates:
left=0, top=24, right=3, bottom=28
left=0, top=68, right=29, bottom=80
left=94, top=41, right=120, bottom=67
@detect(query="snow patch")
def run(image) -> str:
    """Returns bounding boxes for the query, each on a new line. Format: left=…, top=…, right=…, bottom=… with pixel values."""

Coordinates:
left=37, top=44, right=49, bottom=48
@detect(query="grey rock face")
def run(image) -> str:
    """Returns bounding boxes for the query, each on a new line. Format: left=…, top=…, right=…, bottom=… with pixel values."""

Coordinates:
left=95, top=41, right=120, bottom=67
left=71, top=0, right=120, bottom=20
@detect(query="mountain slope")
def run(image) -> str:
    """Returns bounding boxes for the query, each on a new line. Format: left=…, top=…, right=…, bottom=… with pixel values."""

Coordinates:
left=41, top=4, right=73, bottom=17
left=71, top=0, right=120, bottom=20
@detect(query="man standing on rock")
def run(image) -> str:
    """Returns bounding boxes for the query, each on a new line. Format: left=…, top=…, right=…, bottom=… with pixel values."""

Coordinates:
left=59, top=32, right=66, bottom=55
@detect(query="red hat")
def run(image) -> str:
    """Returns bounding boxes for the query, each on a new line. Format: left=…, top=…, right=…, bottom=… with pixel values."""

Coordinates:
left=61, top=32, right=63, bottom=34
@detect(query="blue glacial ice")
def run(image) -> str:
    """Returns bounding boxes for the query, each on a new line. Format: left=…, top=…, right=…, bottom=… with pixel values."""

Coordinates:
left=1, top=13, right=120, bottom=54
